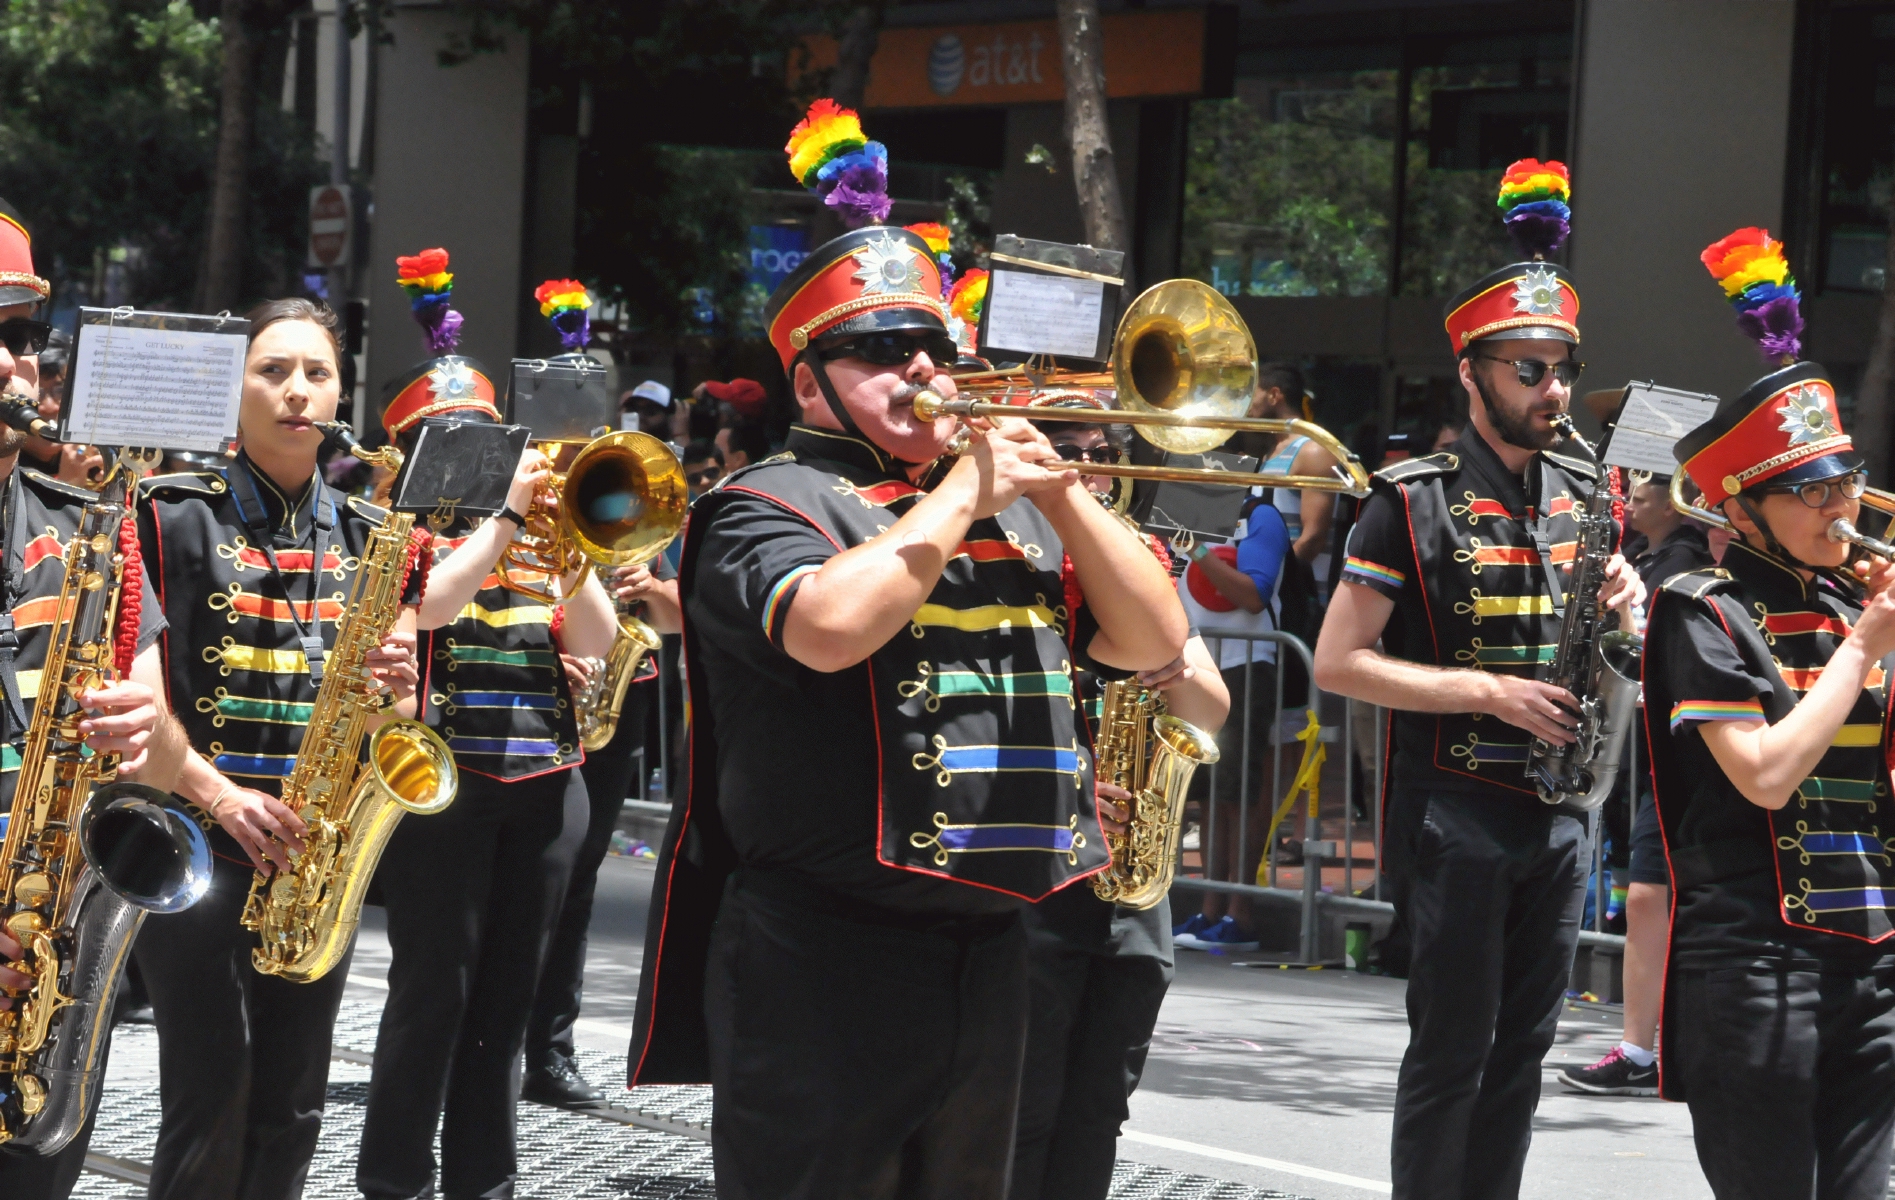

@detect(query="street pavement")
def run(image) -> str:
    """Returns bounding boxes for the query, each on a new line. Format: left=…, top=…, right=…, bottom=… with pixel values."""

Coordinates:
left=74, top=853, right=1721, bottom=1198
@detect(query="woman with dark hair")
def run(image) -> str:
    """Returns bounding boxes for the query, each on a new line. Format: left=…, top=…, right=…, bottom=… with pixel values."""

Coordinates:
left=130, top=296, right=425, bottom=1200
left=352, top=250, right=618, bottom=1200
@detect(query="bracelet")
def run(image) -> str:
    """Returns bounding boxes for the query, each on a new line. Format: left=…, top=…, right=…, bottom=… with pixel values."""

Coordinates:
left=1190, top=542, right=1214, bottom=562
left=496, top=505, right=528, bottom=530
left=206, top=782, right=237, bottom=819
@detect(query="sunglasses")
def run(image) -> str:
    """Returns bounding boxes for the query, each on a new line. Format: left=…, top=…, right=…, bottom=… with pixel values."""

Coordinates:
left=818, top=331, right=959, bottom=368
left=685, top=466, right=724, bottom=485
left=1762, top=471, right=1867, bottom=509
left=0, top=319, right=52, bottom=358
left=1053, top=443, right=1121, bottom=465
left=1476, top=355, right=1584, bottom=388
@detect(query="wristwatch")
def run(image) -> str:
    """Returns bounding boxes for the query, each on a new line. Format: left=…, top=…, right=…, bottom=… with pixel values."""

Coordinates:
left=496, top=504, right=529, bottom=529
left=1189, top=541, right=1214, bottom=562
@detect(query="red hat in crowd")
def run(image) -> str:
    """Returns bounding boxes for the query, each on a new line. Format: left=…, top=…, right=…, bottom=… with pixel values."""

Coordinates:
left=0, top=199, right=50, bottom=308
left=380, top=246, right=499, bottom=438
left=703, top=377, right=768, bottom=417
left=1676, top=228, right=1857, bottom=509
left=1442, top=159, right=1579, bottom=354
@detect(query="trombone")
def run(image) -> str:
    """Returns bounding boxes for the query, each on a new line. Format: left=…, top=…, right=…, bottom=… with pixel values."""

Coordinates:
left=1670, top=471, right=1895, bottom=560
left=497, top=430, right=689, bottom=600
left=915, top=279, right=1372, bottom=498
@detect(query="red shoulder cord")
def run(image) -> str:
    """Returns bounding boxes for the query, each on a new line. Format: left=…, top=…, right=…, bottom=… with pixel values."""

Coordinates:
left=1060, top=533, right=1171, bottom=650
left=1608, top=465, right=1627, bottom=532
left=113, top=517, right=143, bottom=675
left=401, top=527, right=434, bottom=605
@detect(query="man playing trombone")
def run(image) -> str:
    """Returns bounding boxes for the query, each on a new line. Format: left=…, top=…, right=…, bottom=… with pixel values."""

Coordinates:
left=629, top=222, right=1188, bottom=1200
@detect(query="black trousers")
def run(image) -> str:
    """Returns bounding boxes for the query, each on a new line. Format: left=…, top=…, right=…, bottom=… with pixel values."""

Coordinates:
left=1010, top=922, right=1171, bottom=1200
left=357, top=768, right=586, bottom=1200
left=706, top=874, right=1029, bottom=1200
left=1675, top=962, right=1895, bottom=1200
left=133, top=852, right=352, bottom=1200
left=523, top=683, right=650, bottom=1069
left=1385, top=787, right=1586, bottom=1200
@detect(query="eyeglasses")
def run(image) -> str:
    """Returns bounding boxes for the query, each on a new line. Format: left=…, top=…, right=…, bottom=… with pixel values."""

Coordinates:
left=685, top=466, right=723, bottom=486
left=1053, top=443, right=1121, bottom=465
left=1762, top=471, right=1867, bottom=509
left=818, top=331, right=959, bottom=368
left=0, top=319, right=52, bottom=358
left=1476, top=355, right=1584, bottom=388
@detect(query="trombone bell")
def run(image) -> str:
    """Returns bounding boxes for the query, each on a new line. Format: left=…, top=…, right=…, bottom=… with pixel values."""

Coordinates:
left=1113, top=279, right=1258, bottom=456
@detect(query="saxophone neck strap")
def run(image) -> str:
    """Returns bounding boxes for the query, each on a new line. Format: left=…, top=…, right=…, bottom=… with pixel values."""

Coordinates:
left=1526, top=458, right=1567, bottom=620
left=0, top=467, right=32, bottom=738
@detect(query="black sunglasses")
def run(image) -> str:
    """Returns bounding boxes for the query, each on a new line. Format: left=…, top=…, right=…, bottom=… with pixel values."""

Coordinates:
left=818, top=331, right=959, bottom=368
left=685, top=466, right=724, bottom=485
left=1762, top=471, right=1867, bottom=509
left=1476, top=355, right=1584, bottom=388
left=1053, top=443, right=1121, bottom=465
left=0, top=319, right=52, bottom=358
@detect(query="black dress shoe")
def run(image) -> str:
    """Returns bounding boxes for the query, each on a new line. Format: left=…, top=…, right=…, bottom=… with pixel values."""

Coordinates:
left=521, top=1057, right=603, bottom=1108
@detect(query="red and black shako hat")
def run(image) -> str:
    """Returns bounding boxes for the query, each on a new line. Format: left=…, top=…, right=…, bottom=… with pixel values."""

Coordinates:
left=1443, top=160, right=1579, bottom=353
left=1676, top=229, right=1858, bottom=508
left=380, top=246, right=499, bottom=439
left=0, top=198, right=49, bottom=308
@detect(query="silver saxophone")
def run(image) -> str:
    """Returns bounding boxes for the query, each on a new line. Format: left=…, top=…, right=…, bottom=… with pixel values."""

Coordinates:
left=1524, top=416, right=1642, bottom=811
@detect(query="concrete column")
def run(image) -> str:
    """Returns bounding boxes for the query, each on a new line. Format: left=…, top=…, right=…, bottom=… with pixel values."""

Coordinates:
left=364, top=7, right=530, bottom=416
left=1568, top=0, right=1797, bottom=406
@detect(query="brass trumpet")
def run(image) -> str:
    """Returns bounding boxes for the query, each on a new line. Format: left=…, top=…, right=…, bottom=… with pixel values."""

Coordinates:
left=914, top=279, right=1372, bottom=497
left=1669, top=472, right=1895, bottom=534
left=497, top=431, right=689, bottom=601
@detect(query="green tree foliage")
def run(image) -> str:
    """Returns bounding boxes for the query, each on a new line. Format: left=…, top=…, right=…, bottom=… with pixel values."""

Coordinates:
left=0, top=0, right=321, bottom=310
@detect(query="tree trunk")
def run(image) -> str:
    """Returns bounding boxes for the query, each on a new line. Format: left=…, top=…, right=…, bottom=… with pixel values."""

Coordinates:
left=197, top=0, right=256, bottom=312
left=829, top=5, right=883, bottom=111
left=1055, top=0, right=1127, bottom=255
left=1854, top=178, right=1895, bottom=491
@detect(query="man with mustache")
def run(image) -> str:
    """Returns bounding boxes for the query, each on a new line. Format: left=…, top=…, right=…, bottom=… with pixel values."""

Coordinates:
left=629, top=220, right=1188, bottom=1200
left=1313, top=160, right=1643, bottom=1199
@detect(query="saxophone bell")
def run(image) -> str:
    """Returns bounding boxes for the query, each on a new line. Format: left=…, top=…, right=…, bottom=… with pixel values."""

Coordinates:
left=78, top=782, right=213, bottom=914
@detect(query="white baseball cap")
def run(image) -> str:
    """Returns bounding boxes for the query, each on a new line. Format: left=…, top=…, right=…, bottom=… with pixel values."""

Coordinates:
left=630, top=380, right=672, bottom=408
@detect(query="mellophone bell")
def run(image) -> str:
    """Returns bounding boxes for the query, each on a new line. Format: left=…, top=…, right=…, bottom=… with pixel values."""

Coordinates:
left=1645, top=229, right=1895, bottom=1198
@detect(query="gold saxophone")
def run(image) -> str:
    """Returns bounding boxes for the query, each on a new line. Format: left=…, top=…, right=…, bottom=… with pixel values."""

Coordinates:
left=241, top=434, right=458, bottom=982
left=0, top=454, right=211, bottom=1151
left=1089, top=679, right=1219, bottom=910
left=575, top=614, right=662, bottom=752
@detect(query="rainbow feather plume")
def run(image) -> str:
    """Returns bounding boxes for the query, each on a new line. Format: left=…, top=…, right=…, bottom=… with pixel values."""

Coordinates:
left=905, top=222, right=955, bottom=294
left=948, top=268, right=987, bottom=326
left=534, top=278, right=592, bottom=352
left=785, top=98, right=890, bottom=228
left=1701, top=228, right=1802, bottom=363
left=396, top=247, right=462, bottom=355
left=1496, top=159, right=1571, bottom=259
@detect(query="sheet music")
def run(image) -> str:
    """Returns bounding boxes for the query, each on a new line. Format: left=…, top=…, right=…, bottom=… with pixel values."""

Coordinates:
left=984, top=270, right=1105, bottom=359
left=65, top=322, right=246, bottom=452
left=1602, top=382, right=1722, bottom=476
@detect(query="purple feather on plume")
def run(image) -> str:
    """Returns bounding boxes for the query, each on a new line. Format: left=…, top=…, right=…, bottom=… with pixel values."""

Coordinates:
left=424, top=308, right=463, bottom=356
left=1734, top=294, right=1803, bottom=362
left=826, top=163, right=892, bottom=227
left=549, top=308, right=590, bottom=353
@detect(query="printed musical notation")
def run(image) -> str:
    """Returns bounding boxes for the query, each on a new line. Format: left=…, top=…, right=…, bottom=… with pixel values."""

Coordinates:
left=66, top=317, right=246, bottom=452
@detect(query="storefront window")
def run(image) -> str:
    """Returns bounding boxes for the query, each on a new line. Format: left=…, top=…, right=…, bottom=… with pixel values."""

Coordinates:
left=1812, top=4, right=1894, bottom=294
left=1183, top=70, right=1397, bottom=298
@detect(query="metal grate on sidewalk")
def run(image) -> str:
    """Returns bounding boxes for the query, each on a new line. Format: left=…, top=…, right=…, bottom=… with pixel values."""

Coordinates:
left=71, top=997, right=1310, bottom=1200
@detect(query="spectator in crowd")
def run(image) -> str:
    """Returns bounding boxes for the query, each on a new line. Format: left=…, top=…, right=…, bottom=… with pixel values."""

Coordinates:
left=1171, top=493, right=1292, bottom=953
left=1431, top=421, right=1462, bottom=453
left=1561, top=473, right=1714, bottom=1098
left=18, top=327, right=64, bottom=475
left=1249, top=364, right=1339, bottom=590
left=622, top=380, right=674, bottom=439
left=682, top=439, right=724, bottom=501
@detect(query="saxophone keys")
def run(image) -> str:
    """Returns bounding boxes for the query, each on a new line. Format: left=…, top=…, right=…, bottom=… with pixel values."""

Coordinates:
left=270, top=874, right=301, bottom=903
left=15, top=1074, right=44, bottom=1115
left=8, top=877, right=51, bottom=917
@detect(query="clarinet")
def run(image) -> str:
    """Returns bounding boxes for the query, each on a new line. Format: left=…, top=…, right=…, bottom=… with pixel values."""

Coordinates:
left=1524, top=417, right=1643, bottom=811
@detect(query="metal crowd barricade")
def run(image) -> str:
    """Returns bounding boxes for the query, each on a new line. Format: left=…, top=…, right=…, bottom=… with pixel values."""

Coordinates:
left=1167, top=627, right=1625, bottom=965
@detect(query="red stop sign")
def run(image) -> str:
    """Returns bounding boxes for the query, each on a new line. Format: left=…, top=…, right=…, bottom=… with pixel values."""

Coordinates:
left=309, top=186, right=350, bottom=267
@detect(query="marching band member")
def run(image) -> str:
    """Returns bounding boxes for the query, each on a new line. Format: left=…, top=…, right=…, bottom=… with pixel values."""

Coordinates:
left=355, top=250, right=616, bottom=1200
left=519, top=278, right=685, bottom=1107
left=1010, top=408, right=1229, bottom=1200
left=629, top=99, right=1187, bottom=1200
left=0, top=198, right=184, bottom=1200
left=1646, top=230, right=1895, bottom=1199
left=1313, top=160, right=1641, bottom=1199
left=129, top=297, right=422, bottom=1200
